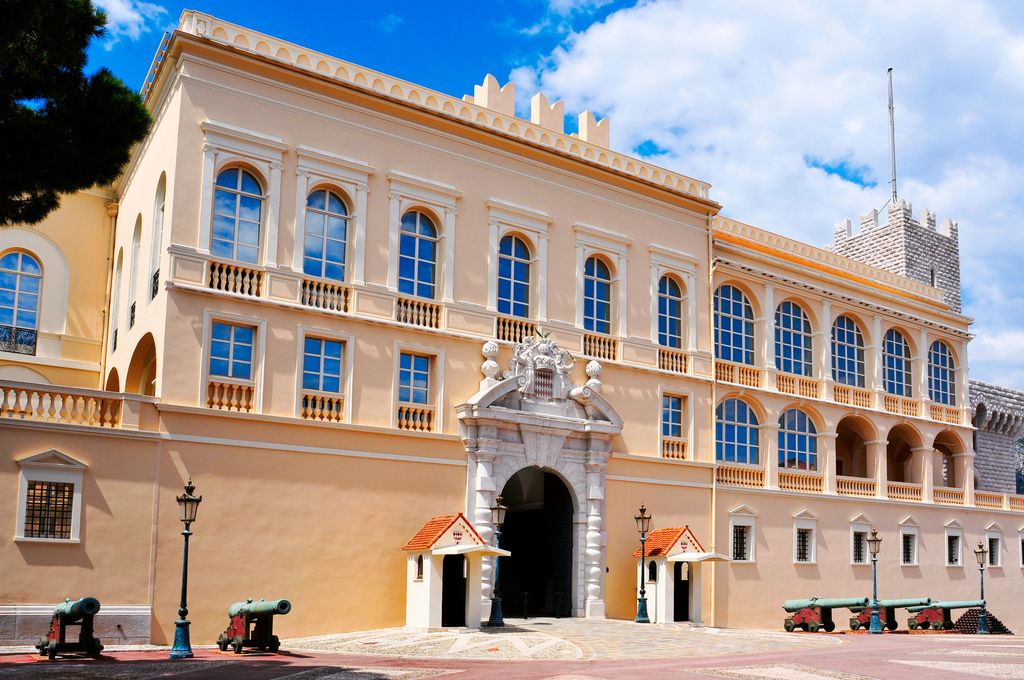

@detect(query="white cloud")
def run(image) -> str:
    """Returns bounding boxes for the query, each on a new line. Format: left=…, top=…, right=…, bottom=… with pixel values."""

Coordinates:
left=512, top=0, right=1024, bottom=388
left=94, top=0, right=168, bottom=50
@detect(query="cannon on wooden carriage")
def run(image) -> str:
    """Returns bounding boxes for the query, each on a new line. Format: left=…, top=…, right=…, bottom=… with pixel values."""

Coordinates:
left=907, top=600, right=985, bottom=631
left=849, top=597, right=931, bottom=631
left=217, top=598, right=291, bottom=654
left=783, top=597, right=869, bottom=633
left=34, top=597, right=104, bottom=660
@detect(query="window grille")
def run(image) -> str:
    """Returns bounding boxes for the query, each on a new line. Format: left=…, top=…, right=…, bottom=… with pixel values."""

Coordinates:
left=732, top=524, right=750, bottom=561
left=901, top=532, right=916, bottom=565
left=796, top=528, right=813, bottom=562
left=853, top=531, right=867, bottom=564
left=947, top=535, right=960, bottom=565
left=24, top=481, right=74, bottom=539
left=989, top=537, right=1000, bottom=566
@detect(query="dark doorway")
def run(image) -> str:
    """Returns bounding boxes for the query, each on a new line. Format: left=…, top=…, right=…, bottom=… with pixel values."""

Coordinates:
left=498, top=467, right=574, bottom=618
left=441, top=554, right=466, bottom=627
left=673, top=562, right=689, bottom=622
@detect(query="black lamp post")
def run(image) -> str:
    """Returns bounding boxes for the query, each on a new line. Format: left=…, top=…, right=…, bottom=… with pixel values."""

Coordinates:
left=169, top=479, right=202, bottom=659
left=973, top=541, right=990, bottom=635
left=486, top=495, right=508, bottom=627
left=634, top=504, right=652, bottom=624
left=867, top=528, right=883, bottom=635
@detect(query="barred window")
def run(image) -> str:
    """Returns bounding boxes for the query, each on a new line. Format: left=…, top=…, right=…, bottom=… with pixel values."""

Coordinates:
left=778, top=409, right=818, bottom=471
left=732, top=524, right=751, bottom=561
left=796, top=528, right=813, bottom=562
left=883, top=329, right=913, bottom=397
left=583, top=256, right=613, bottom=334
left=498, top=235, right=531, bottom=318
left=716, top=398, right=759, bottom=465
left=398, top=211, right=438, bottom=299
left=658, top=275, right=684, bottom=349
left=714, top=285, right=754, bottom=365
left=901, top=531, right=917, bottom=565
left=928, top=341, right=957, bottom=406
left=988, top=537, right=1001, bottom=567
left=853, top=531, right=867, bottom=564
left=947, top=534, right=960, bottom=566
left=831, top=315, right=865, bottom=387
left=24, top=481, right=74, bottom=539
left=775, top=301, right=812, bottom=376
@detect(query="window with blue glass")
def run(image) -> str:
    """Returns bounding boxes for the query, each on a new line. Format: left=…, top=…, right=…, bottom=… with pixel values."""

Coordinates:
left=662, top=393, right=684, bottom=438
left=583, top=256, right=612, bottom=334
left=398, top=211, right=438, bottom=299
left=209, top=322, right=254, bottom=381
left=715, top=398, right=759, bottom=464
left=0, top=251, right=41, bottom=330
left=778, top=408, right=818, bottom=471
left=775, top=301, right=812, bottom=376
left=211, top=168, right=262, bottom=264
left=398, top=352, right=430, bottom=404
left=831, top=315, right=865, bottom=387
left=928, top=341, right=957, bottom=405
left=497, top=235, right=531, bottom=318
left=303, top=189, right=349, bottom=281
left=302, top=337, right=343, bottom=393
left=714, top=285, right=754, bottom=364
left=883, top=329, right=912, bottom=396
left=658, top=275, right=684, bottom=348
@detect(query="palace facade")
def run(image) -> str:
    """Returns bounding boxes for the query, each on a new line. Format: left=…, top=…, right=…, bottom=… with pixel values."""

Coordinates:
left=2, top=11, right=1022, bottom=644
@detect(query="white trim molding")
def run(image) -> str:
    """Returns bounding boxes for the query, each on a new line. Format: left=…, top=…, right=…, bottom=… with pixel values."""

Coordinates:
left=15, top=449, right=86, bottom=543
left=573, top=222, right=631, bottom=336
left=484, top=199, right=551, bottom=321
left=728, top=505, right=757, bottom=563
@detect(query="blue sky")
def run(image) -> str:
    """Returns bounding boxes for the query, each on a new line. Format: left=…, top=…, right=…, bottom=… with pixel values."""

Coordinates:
left=90, top=0, right=1024, bottom=388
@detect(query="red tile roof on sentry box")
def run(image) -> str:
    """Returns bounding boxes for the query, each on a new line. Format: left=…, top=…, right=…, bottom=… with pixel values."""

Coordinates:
left=402, top=513, right=484, bottom=551
left=632, top=527, right=691, bottom=558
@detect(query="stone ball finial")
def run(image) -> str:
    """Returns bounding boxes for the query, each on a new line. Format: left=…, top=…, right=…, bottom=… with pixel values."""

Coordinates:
left=585, top=360, right=603, bottom=393
left=481, top=341, right=500, bottom=382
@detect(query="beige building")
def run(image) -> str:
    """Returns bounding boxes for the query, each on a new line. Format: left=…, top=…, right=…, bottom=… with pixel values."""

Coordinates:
left=1, top=11, right=1021, bottom=645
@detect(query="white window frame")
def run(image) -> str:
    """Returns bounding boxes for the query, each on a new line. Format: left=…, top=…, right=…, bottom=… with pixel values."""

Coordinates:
left=197, top=120, right=286, bottom=266
left=574, top=222, right=631, bottom=338
left=945, top=522, right=963, bottom=568
left=293, top=146, right=373, bottom=285
left=850, top=520, right=871, bottom=566
left=900, top=525, right=919, bottom=566
left=986, top=527, right=1003, bottom=568
left=485, top=199, right=551, bottom=321
left=793, top=511, right=817, bottom=564
left=15, top=450, right=86, bottom=543
left=200, top=310, right=267, bottom=411
left=658, top=386, right=692, bottom=454
left=294, top=325, right=354, bottom=422
left=648, top=244, right=698, bottom=352
left=386, top=171, right=460, bottom=303
left=391, top=340, right=445, bottom=430
left=729, top=506, right=756, bottom=563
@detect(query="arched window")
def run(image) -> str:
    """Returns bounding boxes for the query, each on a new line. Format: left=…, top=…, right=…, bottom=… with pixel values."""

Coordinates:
left=583, top=256, right=612, bottom=334
left=716, top=398, right=759, bottom=464
left=303, top=188, right=349, bottom=281
left=0, top=251, right=41, bottom=331
left=128, top=217, right=141, bottom=322
left=883, top=329, right=912, bottom=396
left=778, top=408, right=818, bottom=471
left=150, top=173, right=166, bottom=300
left=775, top=301, right=812, bottom=376
left=928, top=341, right=957, bottom=405
left=398, top=211, right=438, bottom=299
left=831, top=315, right=865, bottom=387
left=497, top=234, right=531, bottom=318
left=658, top=275, right=684, bottom=348
left=714, top=285, right=754, bottom=365
left=647, top=560, right=657, bottom=582
left=212, top=167, right=263, bottom=264
left=416, top=554, right=424, bottom=580
left=111, top=251, right=123, bottom=349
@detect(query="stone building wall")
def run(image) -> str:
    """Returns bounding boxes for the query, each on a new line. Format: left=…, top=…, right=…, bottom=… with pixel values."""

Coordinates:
left=970, top=380, right=1024, bottom=493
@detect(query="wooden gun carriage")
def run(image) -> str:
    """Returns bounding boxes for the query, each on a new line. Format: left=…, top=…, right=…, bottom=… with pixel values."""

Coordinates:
left=848, top=597, right=931, bottom=631
left=34, top=597, right=103, bottom=660
left=217, top=598, right=291, bottom=653
left=907, top=600, right=985, bottom=631
left=783, top=597, right=869, bottom=633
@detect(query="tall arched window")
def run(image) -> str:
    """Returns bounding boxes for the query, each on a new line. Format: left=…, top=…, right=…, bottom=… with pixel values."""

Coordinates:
left=775, top=301, right=812, bottom=376
left=883, top=329, right=912, bottom=396
left=583, top=256, right=612, bottom=334
left=929, top=341, right=957, bottom=405
left=398, top=211, right=438, bottom=299
left=716, top=397, right=759, bottom=465
left=831, top=315, right=865, bottom=387
left=128, top=217, right=141, bottom=324
left=778, top=408, right=818, bottom=471
left=0, top=251, right=41, bottom=332
left=497, top=234, right=531, bottom=318
left=150, top=173, right=166, bottom=300
left=658, top=275, right=684, bottom=348
left=714, top=285, right=754, bottom=365
left=111, top=251, right=123, bottom=350
left=303, top=188, right=349, bottom=281
left=212, top=167, right=263, bottom=264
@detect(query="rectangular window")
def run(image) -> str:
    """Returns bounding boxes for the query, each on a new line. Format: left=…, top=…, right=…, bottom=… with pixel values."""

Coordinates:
left=399, top=352, right=430, bottom=404
left=732, top=524, right=750, bottom=561
left=302, top=337, right=343, bottom=393
left=661, top=394, right=684, bottom=438
left=209, top=321, right=255, bottom=380
left=852, top=531, right=867, bottom=564
left=988, top=536, right=1001, bottom=567
left=796, top=528, right=813, bottom=563
left=947, top=534, right=961, bottom=566
left=23, top=481, right=74, bottom=539
left=901, top=530, right=917, bottom=565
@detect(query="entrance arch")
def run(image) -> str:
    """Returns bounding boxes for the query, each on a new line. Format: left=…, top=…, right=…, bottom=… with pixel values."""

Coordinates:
left=499, top=467, right=575, bottom=617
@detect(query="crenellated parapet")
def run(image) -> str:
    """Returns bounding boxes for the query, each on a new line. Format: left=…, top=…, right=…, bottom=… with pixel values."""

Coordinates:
left=970, top=380, right=1024, bottom=493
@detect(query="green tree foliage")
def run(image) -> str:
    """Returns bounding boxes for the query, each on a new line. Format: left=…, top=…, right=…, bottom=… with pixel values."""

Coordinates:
left=0, top=0, right=151, bottom=226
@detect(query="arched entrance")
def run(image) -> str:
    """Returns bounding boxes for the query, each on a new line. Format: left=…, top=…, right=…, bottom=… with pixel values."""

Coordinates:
left=498, top=467, right=574, bottom=618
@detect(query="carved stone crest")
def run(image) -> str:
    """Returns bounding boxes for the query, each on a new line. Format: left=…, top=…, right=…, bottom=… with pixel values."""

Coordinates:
left=506, top=332, right=575, bottom=402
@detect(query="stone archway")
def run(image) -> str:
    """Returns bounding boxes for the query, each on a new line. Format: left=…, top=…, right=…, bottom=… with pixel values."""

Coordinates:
left=458, top=336, right=623, bottom=619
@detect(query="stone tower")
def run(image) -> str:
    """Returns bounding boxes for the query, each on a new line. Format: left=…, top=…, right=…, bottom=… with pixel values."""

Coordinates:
left=832, top=199, right=961, bottom=312
left=970, top=381, right=1024, bottom=493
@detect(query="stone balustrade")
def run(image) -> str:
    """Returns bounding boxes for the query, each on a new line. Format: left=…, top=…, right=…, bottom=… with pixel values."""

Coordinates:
left=397, top=404, right=435, bottom=432
left=657, top=347, right=688, bottom=374
left=661, top=436, right=687, bottom=460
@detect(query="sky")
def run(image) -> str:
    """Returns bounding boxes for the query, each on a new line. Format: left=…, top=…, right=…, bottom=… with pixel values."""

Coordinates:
left=87, top=0, right=1024, bottom=389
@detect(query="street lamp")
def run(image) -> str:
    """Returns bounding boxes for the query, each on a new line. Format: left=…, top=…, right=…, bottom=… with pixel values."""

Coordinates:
left=867, top=528, right=883, bottom=635
left=170, top=479, right=202, bottom=659
left=486, top=495, right=508, bottom=627
left=973, top=541, right=990, bottom=635
left=634, top=504, right=652, bottom=624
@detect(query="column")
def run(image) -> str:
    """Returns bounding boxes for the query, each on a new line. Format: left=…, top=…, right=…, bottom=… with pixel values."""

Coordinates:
left=471, top=428, right=500, bottom=614
left=916, top=329, right=930, bottom=405
left=617, top=253, right=628, bottom=338
left=820, top=432, right=838, bottom=494
left=386, top=193, right=401, bottom=291
left=290, top=171, right=310, bottom=271
left=866, top=439, right=888, bottom=499
left=818, top=299, right=833, bottom=398
left=686, top=272, right=698, bottom=353
left=537, top=233, right=549, bottom=321
left=962, top=452, right=976, bottom=506
left=870, top=316, right=883, bottom=408
left=649, top=266, right=660, bottom=343
left=574, top=245, right=585, bottom=328
left=916, top=446, right=934, bottom=502
left=486, top=221, right=499, bottom=312
left=351, top=183, right=369, bottom=285
left=584, top=452, right=608, bottom=618
left=762, top=422, right=779, bottom=489
left=957, top=339, right=970, bottom=421
left=761, top=284, right=775, bottom=389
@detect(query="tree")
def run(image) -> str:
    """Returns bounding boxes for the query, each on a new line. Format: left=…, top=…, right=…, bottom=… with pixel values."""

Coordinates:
left=0, top=0, right=151, bottom=226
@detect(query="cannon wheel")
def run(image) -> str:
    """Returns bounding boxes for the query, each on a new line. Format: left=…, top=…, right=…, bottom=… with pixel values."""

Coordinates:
left=824, top=621, right=835, bottom=633
left=908, top=619, right=918, bottom=630
left=88, top=638, right=103, bottom=658
left=269, top=635, right=280, bottom=653
left=784, top=619, right=795, bottom=632
left=799, top=623, right=809, bottom=632
left=807, top=622, right=820, bottom=633
left=849, top=619, right=860, bottom=631
left=232, top=636, right=244, bottom=654
left=885, top=620, right=898, bottom=632
left=36, top=637, right=48, bottom=657
left=931, top=621, right=943, bottom=631
left=943, top=621, right=954, bottom=631
left=47, top=639, right=56, bottom=660
left=217, top=633, right=229, bottom=652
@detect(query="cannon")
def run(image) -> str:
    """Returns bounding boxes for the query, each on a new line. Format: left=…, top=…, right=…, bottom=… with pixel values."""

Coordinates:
left=849, top=597, right=931, bottom=631
left=908, top=600, right=985, bottom=631
left=34, top=597, right=103, bottom=660
left=217, top=598, right=291, bottom=654
left=783, top=597, right=869, bottom=633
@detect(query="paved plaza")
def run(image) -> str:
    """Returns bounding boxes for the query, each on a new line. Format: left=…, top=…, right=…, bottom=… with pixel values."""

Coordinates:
left=1, top=619, right=1022, bottom=678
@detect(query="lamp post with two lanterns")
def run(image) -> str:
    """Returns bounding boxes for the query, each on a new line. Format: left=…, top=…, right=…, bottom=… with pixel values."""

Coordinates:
left=169, top=479, right=202, bottom=659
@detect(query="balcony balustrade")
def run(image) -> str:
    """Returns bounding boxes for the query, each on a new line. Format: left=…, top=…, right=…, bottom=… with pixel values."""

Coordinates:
left=395, top=296, right=441, bottom=329
left=301, top=278, right=350, bottom=313
left=206, top=380, right=255, bottom=412
left=975, top=491, right=1005, bottom=510
left=658, top=347, right=688, bottom=374
left=582, top=333, right=618, bottom=361
left=209, top=260, right=263, bottom=297
left=836, top=476, right=876, bottom=498
left=715, top=361, right=763, bottom=387
left=660, top=436, right=687, bottom=460
left=776, top=373, right=819, bottom=398
left=883, top=394, right=919, bottom=417
left=833, top=384, right=872, bottom=408
left=929, top=403, right=962, bottom=425
left=716, top=464, right=764, bottom=488
left=300, top=392, right=344, bottom=422
left=396, top=404, right=435, bottom=432
left=0, top=382, right=121, bottom=427
left=887, top=481, right=923, bottom=502
left=778, top=470, right=824, bottom=494
left=496, top=316, right=536, bottom=344
left=933, top=486, right=965, bottom=506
